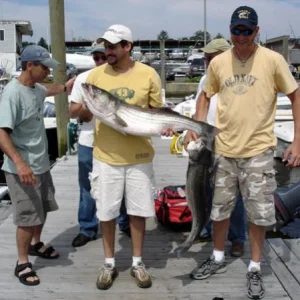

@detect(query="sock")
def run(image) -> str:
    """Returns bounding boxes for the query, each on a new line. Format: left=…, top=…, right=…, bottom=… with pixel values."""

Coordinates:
left=248, top=260, right=261, bottom=272
left=105, top=257, right=115, bottom=267
left=132, top=256, right=142, bottom=267
left=213, top=249, right=225, bottom=262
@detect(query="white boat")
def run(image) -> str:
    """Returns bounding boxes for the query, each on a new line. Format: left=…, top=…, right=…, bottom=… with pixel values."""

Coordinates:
left=173, top=93, right=293, bottom=122
left=10, top=53, right=94, bottom=77
left=172, top=93, right=295, bottom=159
left=65, top=53, right=94, bottom=73
left=276, top=93, right=293, bottom=121
left=131, top=47, right=143, bottom=61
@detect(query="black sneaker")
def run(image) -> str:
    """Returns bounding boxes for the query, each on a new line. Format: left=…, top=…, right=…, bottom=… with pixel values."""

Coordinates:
left=246, top=268, right=265, bottom=299
left=72, top=233, right=96, bottom=247
left=190, top=255, right=227, bottom=280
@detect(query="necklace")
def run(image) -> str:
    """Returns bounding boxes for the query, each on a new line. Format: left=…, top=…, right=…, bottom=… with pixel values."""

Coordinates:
left=234, top=45, right=257, bottom=67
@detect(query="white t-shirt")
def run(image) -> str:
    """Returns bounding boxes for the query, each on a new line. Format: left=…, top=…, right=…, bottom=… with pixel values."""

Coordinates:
left=69, top=69, right=95, bottom=147
left=196, top=74, right=217, bottom=126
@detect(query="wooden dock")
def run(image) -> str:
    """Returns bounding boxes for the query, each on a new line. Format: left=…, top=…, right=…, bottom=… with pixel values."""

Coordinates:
left=1, top=137, right=300, bottom=300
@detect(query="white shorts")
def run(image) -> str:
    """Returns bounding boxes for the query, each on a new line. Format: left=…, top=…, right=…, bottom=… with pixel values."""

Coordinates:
left=90, top=159, right=155, bottom=221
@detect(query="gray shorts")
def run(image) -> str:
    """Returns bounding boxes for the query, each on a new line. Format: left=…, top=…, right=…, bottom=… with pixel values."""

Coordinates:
left=5, top=170, right=59, bottom=226
left=211, top=149, right=277, bottom=227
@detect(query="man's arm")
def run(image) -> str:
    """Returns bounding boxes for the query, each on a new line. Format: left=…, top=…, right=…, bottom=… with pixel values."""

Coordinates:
left=183, top=91, right=211, bottom=148
left=43, top=76, right=76, bottom=97
left=0, top=128, right=36, bottom=185
left=69, top=102, right=93, bottom=122
left=283, top=88, right=300, bottom=167
left=68, top=73, right=93, bottom=122
left=193, top=90, right=211, bottom=122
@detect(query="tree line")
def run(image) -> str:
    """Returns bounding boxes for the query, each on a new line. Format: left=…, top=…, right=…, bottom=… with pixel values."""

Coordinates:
left=22, top=37, right=49, bottom=50
left=157, top=30, right=225, bottom=43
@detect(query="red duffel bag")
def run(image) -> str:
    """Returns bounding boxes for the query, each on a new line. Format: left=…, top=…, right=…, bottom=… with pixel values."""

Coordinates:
left=155, top=185, right=192, bottom=229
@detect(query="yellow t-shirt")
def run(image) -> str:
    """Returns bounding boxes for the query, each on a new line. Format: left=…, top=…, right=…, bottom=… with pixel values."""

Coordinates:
left=86, top=62, right=163, bottom=165
left=203, top=45, right=298, bottom=158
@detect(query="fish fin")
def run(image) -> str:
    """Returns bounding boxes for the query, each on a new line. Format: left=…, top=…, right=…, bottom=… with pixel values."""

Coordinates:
left=151, top=107, right=182, bottom=115
left=114, top=114, right=128, bottom=127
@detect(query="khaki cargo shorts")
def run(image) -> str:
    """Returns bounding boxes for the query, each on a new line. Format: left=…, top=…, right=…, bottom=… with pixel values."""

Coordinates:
left=5, top=170, right=59, bottom=226
left=211, top=149, right=277, bottom=226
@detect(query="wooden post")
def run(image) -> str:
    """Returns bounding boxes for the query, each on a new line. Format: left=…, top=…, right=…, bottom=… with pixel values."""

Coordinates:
left=49, top=0, right=69, bottom=157
left=160, top=40, right=166, bottom=90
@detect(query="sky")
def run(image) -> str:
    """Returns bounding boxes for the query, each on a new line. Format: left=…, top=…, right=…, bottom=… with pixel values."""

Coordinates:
left=1, top=0, right=300, bottom=43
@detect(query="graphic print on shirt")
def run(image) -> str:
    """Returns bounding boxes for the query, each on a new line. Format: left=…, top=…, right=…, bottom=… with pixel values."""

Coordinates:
left=224, top=74, right=258, bottom=95
left=109, top=87, right=135, bottom=101
left=0, top=79, right=10, bottom=102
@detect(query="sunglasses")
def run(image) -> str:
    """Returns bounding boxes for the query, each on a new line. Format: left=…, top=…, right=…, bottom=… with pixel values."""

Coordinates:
left=93, top=55, right=107, bottom=62
left=231, top=28, right=254, bottom=36
left=105, top=44, right=118, bottom=50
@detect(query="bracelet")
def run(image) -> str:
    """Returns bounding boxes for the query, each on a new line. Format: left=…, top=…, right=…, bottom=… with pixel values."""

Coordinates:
left=63, top=84, right=67, bottom=92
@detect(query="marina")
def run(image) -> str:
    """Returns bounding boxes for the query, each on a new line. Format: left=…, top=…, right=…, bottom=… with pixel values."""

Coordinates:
left=1, top=2, right=300, bottom=300
left=1, top=138, right=300, bottom=300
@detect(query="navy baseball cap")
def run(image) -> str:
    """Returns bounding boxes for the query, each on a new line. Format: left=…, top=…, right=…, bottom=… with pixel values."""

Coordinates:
left=230, top=6, right=258, bottom=29
left=21, top=45, right=60, bottom=69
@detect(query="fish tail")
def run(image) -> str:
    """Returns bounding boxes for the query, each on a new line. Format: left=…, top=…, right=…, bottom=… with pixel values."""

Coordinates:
left=174, top=242, right=194, bottom=257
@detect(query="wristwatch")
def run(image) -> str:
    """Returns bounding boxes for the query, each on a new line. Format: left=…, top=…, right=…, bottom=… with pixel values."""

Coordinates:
left=64, top=84, right=67, bottom=92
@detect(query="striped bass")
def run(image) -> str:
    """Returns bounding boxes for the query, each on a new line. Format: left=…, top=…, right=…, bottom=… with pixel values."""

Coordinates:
left=81, top=83, right=220, bottom=150
left=174, top=138, right=212, bottom=255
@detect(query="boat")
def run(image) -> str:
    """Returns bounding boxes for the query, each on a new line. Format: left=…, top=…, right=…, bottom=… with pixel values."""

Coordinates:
left=43, top=96, right=79, bottom=159
left=173, top=92, right=293, bottom=122
left=172, top=93, right=295, bottom=165
left=65, top=53, right=94, bottom=73
left=131, top=47, right=143, bottom=61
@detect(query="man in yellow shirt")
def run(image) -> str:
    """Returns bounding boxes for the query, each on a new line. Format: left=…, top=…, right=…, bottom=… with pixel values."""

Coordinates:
left=186, top=6, right=300, bottom=299
left=84, top=24, right=162, bottom=290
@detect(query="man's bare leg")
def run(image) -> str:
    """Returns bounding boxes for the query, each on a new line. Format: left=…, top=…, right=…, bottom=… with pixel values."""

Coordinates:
left=129, top=215, right=145, bottom=257
left=30, top=222, right=59, bottom=257
left=16, top=226, right=39, bottom=282
left=213, top=218, right=230, bottom=251
left=101, top=220, right=116, bottom=258
left=248, top=222, right=265, bottom=262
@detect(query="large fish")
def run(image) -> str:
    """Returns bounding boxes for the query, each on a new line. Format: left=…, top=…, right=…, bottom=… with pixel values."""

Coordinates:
left=174, top=138, right=213, bottom=256
left=81, top=83, right=220, bottom=150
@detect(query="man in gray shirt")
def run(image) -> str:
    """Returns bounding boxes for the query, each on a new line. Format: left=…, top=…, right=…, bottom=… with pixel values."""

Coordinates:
left=0, top=45, right=74, bottom=286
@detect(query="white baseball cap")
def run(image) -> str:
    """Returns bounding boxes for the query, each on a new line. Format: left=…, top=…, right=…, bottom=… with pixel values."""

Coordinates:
left=100, top=24, right=133, bottom=44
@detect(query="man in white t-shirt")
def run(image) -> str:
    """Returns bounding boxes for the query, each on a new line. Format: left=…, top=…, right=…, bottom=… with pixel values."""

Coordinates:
left=69, top=43, right=129, bottom=247
left=187, top=39, right=247, bottom=258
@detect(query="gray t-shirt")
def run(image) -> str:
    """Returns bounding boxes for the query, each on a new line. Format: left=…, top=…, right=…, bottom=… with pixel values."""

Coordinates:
left=0, top=78, right=50, bottom=174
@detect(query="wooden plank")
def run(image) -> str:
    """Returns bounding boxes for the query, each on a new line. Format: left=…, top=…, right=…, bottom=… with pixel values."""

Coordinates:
left=284, top=239, right=300, bottom=260
left=0, top=137, right=293, bottom=299
left=264, top=240, right=300, bottom=300
left=268, top=239, right=300, bottom=284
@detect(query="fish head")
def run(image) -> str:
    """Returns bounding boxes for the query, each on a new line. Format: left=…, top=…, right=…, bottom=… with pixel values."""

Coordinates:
left=81, top=83, right=114, bottom=112
left=187, top=138, right=206, bottom=161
